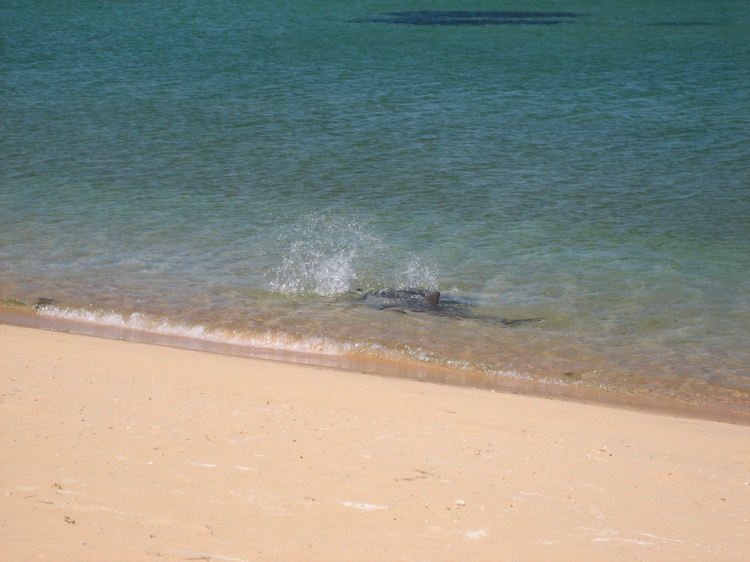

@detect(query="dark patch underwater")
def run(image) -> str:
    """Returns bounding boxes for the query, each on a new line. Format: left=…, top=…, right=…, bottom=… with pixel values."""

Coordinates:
left=648, top=21, right=714, bottom=27
left=359, top=11, right=585, bottom=26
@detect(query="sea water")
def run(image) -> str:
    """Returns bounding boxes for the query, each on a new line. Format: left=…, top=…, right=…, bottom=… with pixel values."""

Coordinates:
left=2, top=1, right=749, bottom=415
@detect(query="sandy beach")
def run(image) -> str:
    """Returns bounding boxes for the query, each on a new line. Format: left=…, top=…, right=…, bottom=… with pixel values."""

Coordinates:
left=1, top=323, right=749, bottom=561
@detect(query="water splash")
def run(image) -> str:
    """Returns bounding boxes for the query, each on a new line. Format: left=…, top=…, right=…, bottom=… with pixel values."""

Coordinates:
left=268, top=213, right=438, bottom=296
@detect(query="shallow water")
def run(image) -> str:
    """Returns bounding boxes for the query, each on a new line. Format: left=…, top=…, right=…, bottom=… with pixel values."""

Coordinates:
left=2, top=0, right=749, bottom=414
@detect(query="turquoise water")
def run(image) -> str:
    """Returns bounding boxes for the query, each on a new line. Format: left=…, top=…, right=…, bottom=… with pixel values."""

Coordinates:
left=2, top=1, right=749, bottom=413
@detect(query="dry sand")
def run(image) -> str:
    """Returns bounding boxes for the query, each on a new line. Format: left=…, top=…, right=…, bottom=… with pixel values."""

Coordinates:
left=1, top=324, right=749, bottom=561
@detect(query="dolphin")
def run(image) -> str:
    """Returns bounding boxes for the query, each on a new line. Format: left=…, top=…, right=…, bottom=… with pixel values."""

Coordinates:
left=358, top=288, right=541, bottom=326
left=361, top=288, right=441, bottom=311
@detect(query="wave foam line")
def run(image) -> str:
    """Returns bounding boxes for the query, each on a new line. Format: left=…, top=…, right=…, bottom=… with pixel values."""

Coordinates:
left=36, top=306, right=352, bottom=357
left=35, top=305, right=527, bottom=381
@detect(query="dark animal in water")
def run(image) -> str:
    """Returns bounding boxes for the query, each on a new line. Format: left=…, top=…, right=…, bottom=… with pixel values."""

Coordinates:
left=358, top=288, right=541, bottom=326
left=361, top=288, right=442, bottom=311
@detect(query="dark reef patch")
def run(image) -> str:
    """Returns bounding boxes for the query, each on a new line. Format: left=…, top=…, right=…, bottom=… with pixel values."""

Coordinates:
left=359, top=11, right=585, bottom=26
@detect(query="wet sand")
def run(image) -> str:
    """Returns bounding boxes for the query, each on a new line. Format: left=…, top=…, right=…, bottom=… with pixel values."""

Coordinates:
left=1, top=324, right=749, bottom=561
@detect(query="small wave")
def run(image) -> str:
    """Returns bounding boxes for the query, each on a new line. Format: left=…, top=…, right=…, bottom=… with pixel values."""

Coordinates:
left=36, top=305, right=349, bottom=356
left=35, top=305, right=518, bottom=377
left=33, top=303, right=535, bottom=393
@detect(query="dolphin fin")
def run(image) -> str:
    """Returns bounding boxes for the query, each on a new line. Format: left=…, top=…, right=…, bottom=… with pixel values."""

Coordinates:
left=424, top=291, right=440, bottom=307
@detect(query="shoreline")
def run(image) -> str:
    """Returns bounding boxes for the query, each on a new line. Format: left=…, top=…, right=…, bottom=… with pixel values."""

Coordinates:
left=2, top=322, right=749, bottom=560
left=1, top=305, right=748, bottom=425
